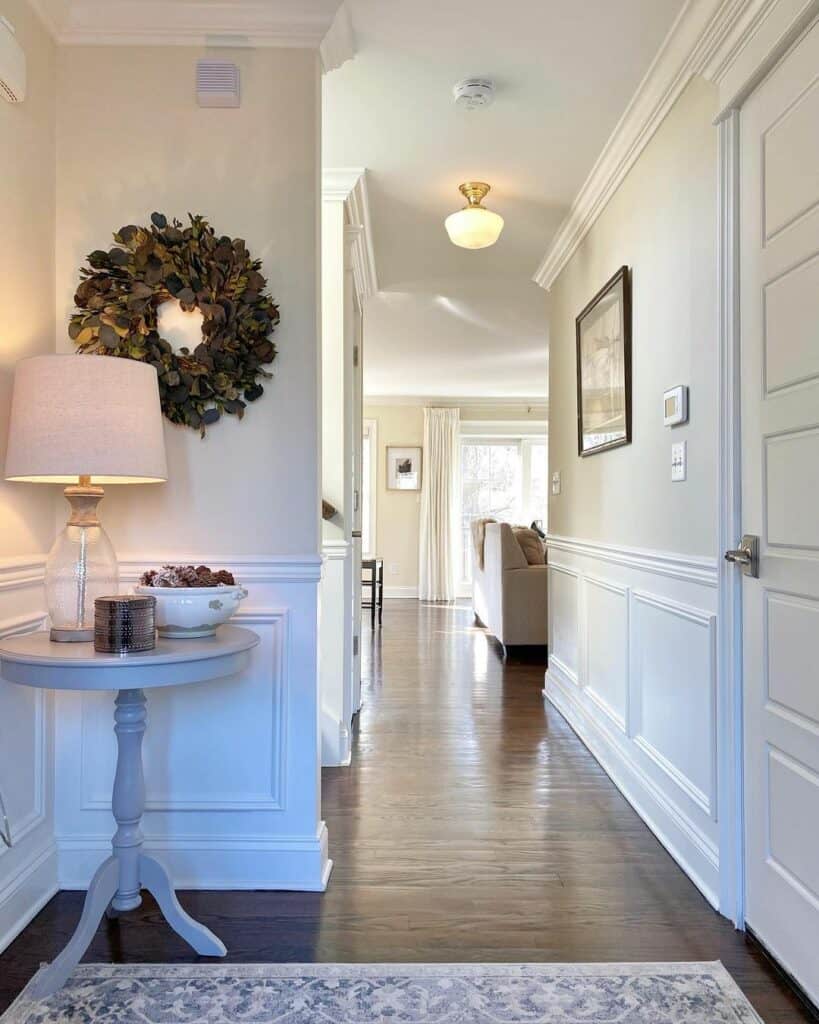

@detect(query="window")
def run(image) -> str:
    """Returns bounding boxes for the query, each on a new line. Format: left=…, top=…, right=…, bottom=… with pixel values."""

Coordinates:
left=522, top=440, right=548, bottom=526
left=459, top=434, right=547, bottom=587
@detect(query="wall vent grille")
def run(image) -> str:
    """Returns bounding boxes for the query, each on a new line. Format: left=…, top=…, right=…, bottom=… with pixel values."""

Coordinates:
left=196, top=59, right=240, bottom=108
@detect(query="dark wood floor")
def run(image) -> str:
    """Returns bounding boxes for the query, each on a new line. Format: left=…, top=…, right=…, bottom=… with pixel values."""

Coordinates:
left=0, top=601, right=813, bottom=1020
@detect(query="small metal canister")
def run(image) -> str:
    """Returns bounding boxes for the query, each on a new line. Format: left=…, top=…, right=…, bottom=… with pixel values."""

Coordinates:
left=94, top=595, right=156, bottom=654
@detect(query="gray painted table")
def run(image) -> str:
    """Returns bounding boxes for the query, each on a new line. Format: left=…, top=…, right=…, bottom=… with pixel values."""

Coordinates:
left=0, top=625, right=260, bottom=999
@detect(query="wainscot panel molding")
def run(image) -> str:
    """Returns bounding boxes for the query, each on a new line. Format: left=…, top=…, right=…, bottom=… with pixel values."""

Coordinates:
left=0, top=556, right=47, bottom=593
left=533, top=0, right=784, bottom=290
left=545, top=537, right=720, bottom=908
left=56, top=554, right=331, bottom=894
left=320, top=540, right=353, bottom=767
left=384, top=586, right=418, bottom=600
left=118, top=556, right=323, bottom=585
left=0, top=577, right=57, bottom=955
left=547, top=535, right=718, bottom=587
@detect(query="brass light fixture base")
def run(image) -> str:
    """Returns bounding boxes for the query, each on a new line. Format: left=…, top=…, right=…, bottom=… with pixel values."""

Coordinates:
left=459, top=181, right=491, bottom=206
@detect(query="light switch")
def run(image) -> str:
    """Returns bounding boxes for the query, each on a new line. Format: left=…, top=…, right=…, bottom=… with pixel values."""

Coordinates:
left=551, top=471, right=562, bottom=496
left=671, top=441, right=687, bottom=482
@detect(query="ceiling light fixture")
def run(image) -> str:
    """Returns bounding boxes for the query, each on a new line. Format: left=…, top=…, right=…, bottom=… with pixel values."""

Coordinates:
left=444, top=182, right=504, bottom=250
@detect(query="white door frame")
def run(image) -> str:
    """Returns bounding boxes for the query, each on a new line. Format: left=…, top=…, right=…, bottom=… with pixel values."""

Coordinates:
left=715, top=0, right=819, bottom=927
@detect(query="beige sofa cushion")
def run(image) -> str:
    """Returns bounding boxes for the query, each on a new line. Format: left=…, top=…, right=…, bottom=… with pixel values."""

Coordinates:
left=470, top=517, right=497, bottom=571
left=512, top=526, right=546, bottom=565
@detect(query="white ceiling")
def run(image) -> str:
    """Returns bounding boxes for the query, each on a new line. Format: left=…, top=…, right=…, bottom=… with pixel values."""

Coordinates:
left=32, top=0, right=686, bottom=401
left=363, top=277, right=549, bottom=400
left=324, top=0, right=686, bottom=398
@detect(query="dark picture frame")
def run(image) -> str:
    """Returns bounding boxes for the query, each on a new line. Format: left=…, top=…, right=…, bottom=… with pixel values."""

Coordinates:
left=575, top=265, right=632, bottom=457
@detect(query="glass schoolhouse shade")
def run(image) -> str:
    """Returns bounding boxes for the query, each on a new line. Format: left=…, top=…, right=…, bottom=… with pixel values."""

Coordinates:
left=444, top=181, right=504, bottom=250
left=4, top=355, right=167, bottom=641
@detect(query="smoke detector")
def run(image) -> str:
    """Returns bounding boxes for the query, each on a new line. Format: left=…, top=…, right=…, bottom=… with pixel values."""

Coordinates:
left=453, top=77, right=495, bottom=111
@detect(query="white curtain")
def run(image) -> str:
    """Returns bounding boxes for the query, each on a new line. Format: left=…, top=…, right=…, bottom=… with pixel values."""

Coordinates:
left=418, top=407, right=460, bottom=601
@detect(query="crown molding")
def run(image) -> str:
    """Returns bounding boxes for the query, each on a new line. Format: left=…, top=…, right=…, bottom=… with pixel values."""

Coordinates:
left=320, top=2, right=355, bottom=73
left=532, top=0, right=781, bottom=291
left=363, top=394, right=547, bottom=411
left=49, top=1, right=344, bottom=49
left=323, top=168, right=378, bottom=300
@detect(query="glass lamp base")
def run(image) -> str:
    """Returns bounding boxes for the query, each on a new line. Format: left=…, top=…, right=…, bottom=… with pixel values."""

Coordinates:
left=50, top=626, right=95, bottom=643
left=46, top=483, right=119, bottom=643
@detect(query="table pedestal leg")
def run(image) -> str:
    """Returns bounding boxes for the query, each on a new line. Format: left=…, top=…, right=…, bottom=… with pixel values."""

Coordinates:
left=26, top=857, right=119, bottom=999
left=139, top=855, right=226, bottom=955
left=28, top=687, right=226, bottom=1001
left=111, top=688, right=146, bottom=912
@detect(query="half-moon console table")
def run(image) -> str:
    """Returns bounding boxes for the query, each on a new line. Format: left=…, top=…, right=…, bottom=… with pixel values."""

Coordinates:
left=0, top=624, right=260, bottom=999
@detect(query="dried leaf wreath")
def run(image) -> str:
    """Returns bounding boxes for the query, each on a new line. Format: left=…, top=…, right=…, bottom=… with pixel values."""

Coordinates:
left=69, top=212, right=280, bottom=435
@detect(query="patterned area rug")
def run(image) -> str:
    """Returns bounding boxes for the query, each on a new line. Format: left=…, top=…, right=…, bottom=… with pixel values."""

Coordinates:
left=3, top=962, right=764, bottom=1023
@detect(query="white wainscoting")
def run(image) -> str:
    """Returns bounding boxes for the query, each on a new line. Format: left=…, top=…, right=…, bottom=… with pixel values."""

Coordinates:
left=0, top=556, right=57, bottom=954
left=56, top=555, right=330, bottom=893
left=545, top=535, right=720, bottom=907
left=383, top=586, right=418, bottom=600
left=320, top=539, right=352, bottom=767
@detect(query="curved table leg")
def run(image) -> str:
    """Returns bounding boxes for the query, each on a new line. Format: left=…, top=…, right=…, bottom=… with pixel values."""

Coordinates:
left=139, top=854, right=226, bottom=957
left=27, top=856, right=120, bottom=1000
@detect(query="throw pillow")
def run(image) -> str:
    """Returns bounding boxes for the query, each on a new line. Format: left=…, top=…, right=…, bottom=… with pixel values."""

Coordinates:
left=512, top=526, right=546, bottom=566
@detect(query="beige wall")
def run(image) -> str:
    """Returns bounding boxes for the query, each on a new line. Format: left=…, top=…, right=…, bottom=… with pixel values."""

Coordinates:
left=0, top=1, right=56, bottom=558
left=364, top=401, right=548, bottom=593
left=548, top=77, right=718, bottom=557
left=364, top=403, right=424, bottom=592
left=54, top=46, right=321, bottom=558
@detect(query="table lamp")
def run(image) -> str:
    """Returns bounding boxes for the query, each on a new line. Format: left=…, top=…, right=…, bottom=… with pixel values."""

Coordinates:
left=4, top=355, right=167, bottom=642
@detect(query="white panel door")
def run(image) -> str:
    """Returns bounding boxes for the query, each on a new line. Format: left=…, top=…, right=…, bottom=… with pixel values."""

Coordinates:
left=350, top=295, right=364, bottom=714
left=740, top=19, right=819, bottom=1003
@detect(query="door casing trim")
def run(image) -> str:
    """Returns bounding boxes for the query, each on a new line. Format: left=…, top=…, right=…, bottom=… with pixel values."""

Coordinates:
left=715, top=0, right=819, bottom=928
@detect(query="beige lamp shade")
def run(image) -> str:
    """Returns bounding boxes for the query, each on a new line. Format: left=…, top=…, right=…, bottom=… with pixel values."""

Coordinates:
left=4, top=355, right=168, bottom=484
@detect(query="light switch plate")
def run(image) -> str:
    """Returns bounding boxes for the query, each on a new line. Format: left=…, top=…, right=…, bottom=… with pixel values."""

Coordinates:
left=551, top=471, right=562, bottom=496
left=671, top=441, right=687, bottom=482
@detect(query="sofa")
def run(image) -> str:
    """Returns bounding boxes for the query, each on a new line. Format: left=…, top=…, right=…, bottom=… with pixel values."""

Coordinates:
left=471, top=520, right=548, bottom=652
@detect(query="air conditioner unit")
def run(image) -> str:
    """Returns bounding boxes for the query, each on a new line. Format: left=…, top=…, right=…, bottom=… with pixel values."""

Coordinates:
left=0, top=16, right=25, bottom=103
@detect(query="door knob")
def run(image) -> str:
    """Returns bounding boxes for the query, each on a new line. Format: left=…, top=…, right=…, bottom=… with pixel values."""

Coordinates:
left=724, top=534, right=759, bottom=578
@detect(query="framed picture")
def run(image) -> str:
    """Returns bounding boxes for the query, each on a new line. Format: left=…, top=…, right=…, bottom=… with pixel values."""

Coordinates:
left=386, top=446, right=422, bottom=490
left=576, top=265, right=632, bottom=457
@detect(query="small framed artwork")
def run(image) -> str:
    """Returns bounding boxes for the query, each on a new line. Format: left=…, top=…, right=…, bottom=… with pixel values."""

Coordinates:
left=576, top=265, right=632, bottom=457
left=386, top=446, right=422, bottom=490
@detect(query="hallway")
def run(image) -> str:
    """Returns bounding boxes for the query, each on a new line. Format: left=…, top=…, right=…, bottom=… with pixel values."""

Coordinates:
left=0, top=602, right=811, bottom=1021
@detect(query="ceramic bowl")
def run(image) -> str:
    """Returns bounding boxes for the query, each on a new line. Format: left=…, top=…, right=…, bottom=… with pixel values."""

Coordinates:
left=134, top=584, right=248, bottom=638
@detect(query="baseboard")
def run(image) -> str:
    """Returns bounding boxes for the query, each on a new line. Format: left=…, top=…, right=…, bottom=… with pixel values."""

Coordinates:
left=544, top=666, right=719, bottom=909
left=383, top=586, right=418, bottom=599
left=56, top=823, right=332, bottom=893
left=321, top=706, right=352, bottom=768
left=0, top=840, right=59, bottom=954
left=745, top=926, right=819, bottom=1022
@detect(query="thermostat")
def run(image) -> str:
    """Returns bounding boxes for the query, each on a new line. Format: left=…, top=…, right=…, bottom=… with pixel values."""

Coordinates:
left=664, top=385, right=688, bottom=427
